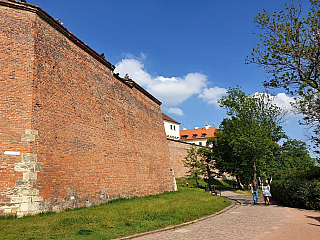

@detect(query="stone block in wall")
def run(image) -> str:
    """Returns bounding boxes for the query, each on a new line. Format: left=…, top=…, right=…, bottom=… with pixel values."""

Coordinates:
left=21, top=129, right=38, bottom=141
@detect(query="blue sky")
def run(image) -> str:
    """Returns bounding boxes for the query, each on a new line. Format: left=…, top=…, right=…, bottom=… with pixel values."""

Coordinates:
left=27, top=0, right=314, bottom=154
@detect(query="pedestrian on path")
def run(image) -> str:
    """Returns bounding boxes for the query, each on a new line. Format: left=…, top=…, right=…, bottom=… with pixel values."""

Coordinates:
left=250, top=179, right=259, bottom=204
left=262, top=180, right=271, bottom=205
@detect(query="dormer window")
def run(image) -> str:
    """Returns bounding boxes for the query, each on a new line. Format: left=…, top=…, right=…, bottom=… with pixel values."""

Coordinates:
left=181, top=135, right=187, bottom=140
left=201, top=133, right=207, bottom=137
left=192, top=134, right=197, bottom=138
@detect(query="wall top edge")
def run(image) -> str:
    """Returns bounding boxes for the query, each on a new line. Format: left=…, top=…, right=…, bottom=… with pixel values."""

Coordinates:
left=113, top=73, right=162, bottom=106
left=0, top=0, right=115, bottom=71
left=1, top=0, right=162, bottom=106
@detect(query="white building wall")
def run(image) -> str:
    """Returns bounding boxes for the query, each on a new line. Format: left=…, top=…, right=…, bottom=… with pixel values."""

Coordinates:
left=183, top=139, right=207, bottom=146
left=163, top=120, right=180, bottom=140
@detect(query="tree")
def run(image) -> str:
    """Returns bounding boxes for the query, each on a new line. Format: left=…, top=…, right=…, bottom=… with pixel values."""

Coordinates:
left=212, top=120, right=254, bottom=188
left=216, top=87, right=287, bottom=182
left=197, top=144, right=215, bottom=183
left=278, top=139, right=316, bottom=170
left=183, top=146, right=206, bottom=188
left=247, top=0, right=320, bottom=151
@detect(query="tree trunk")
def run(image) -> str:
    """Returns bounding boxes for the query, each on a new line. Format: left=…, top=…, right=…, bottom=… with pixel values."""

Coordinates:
left=195, top=173, right=199, bottom=188
left=206, top=164, right=212, bottom=184
left=236, top=175, right=242, bottom=189
left=253, top=149, right=257, bottom=182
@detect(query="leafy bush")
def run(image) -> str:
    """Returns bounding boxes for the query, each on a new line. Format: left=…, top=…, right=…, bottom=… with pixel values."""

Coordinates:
left=271, top=179, right=320, bottom=210
left=274, top=167, right=320, bottom=181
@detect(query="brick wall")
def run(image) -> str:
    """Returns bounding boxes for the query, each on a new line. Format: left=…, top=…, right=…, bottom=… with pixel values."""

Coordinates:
left=167, top=139, right=201, bottom=178
left=168, top=139, right=233, bottom=181
left=0, top=2, right=36, bottom=213
left=0, top=0, right=175, bottom=216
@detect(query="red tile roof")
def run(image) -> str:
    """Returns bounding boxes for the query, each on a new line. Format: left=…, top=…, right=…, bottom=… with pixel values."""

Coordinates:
left=162, top=113, right=180, bottom=124
left=180, top=126, right=217, bottom=140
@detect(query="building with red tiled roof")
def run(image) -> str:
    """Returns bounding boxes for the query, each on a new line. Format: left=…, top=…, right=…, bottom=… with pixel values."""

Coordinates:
left=162, top=113, right=180, bottom=140
left=180, top=123, right=217, bottom=147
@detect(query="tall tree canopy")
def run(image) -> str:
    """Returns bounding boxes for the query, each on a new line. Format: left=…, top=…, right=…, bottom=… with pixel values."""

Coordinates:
left=278, top=139, right=315, bottom=170
left=215, top=87, right=287, bottom=183
left=247, top=0, right=320, bottom=151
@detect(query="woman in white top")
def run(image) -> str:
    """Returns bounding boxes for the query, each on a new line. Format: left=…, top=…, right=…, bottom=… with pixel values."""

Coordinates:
left=261, top=180, right=271, bottom=205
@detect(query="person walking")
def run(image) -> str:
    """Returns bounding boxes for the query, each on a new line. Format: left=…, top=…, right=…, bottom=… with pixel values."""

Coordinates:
left=251, top=180, right=259, bottom=204
left=262, top=180, right=271, bottom=205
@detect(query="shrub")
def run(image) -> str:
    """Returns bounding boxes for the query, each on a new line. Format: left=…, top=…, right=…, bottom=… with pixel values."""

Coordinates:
left=271, top=179, right=320, bottom=210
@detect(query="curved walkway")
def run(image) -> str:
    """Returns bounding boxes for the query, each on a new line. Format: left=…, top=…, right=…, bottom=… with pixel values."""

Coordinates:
left=126, top=191, right=320, bottom=240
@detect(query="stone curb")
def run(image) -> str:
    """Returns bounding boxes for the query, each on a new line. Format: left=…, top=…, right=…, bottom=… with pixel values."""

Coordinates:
left=115, top=195, right=241, bottom=240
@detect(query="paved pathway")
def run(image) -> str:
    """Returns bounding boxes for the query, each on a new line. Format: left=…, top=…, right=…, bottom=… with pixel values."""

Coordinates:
left=125, top=191, right=320, bottom=240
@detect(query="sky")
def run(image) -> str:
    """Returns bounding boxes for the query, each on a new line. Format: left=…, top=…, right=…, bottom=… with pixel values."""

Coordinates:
left=26, top=0, right=315, bottom=155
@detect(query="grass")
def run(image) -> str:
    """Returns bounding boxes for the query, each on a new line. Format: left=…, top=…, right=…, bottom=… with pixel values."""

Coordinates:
left=234, top=189, right=262, bottom=196
left=234, top=189, right=252, bottom=195
left=176, top=177, right=233, bottom=190
left=0, top=187, right=230, bottom=240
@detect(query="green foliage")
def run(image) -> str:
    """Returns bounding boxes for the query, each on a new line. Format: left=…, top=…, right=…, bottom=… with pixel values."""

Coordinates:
left=183, top=146, right=207, bottom=188
left=271, top=179, right=320, bottom=210
left=0, top=188, right=230, bottom=239
left=175, top=177, right=233, bottom=190
left=214, top=87, right=286, bottom=183
left=278, top=139, right=315, bottom=170
left=197, top=145, right=215, bottom=181
left=274, top=166, right=320, bottom=181
left=247, top=0, right=320, bottom=152
left=271, top=167, right=320, bottom=210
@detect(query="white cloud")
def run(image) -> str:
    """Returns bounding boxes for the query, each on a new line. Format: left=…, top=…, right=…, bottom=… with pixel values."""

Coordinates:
left=115, top=58, right=153, bottom=86
left=115, top=56, right=208, bottom=106
left=272, top=93, right=295, bottom=112
left=139, top=52, right=147, bottom=60
left=198, top=86, right=227, bottom=107
left=252, top=92, right=296, bottom=115
left=167, top=107, right=184, bottom=116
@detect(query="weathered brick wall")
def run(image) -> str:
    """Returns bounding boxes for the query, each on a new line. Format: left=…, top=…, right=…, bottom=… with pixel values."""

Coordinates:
left=0, top=2, right=37, bottom=214
left=168, top=139, right=233, bottom=181
left=167, top=139, right=200, bottom=178
left=0, top=0, right=175, bottom=216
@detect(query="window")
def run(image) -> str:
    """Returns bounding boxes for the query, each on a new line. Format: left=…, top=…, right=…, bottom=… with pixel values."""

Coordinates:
left=181, top=135, right=187, bottom=140
left=170, top=125, right=172, bottom=130
left=199, top=142, right=202, bottom=146
left=192, top=134, right=197, bottom=138
left=174, top=125, right=176, bottom=131
left=201, top=133, right=207, bottom=137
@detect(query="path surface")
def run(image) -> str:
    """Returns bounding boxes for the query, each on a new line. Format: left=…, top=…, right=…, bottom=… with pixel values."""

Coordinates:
left=129, top=191, right=320, bottom=240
